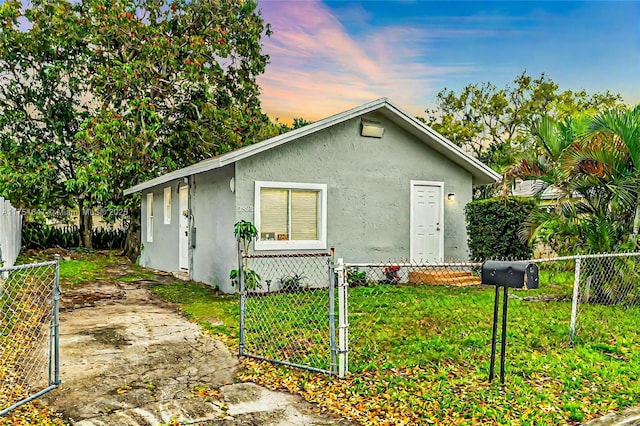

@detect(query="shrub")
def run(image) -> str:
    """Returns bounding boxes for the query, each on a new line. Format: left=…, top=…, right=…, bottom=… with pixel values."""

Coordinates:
left=279, top=273, right=305, bottom=292
left=22, top=222, right=127, bottom=250
left=465, top=197, right=536, bottom=260
left=347, top=267, right=369, bottom=287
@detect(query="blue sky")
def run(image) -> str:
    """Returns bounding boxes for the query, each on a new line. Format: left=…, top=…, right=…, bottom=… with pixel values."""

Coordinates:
left=256, top=0, right=640, bottom=122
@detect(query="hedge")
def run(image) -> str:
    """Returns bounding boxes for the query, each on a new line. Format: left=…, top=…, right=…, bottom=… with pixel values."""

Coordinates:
left=465, top=197, right=536, bottom=260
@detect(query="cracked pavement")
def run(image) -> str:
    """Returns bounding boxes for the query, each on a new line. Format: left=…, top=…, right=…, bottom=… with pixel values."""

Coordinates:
left=40, top=279, right=353, bottom=425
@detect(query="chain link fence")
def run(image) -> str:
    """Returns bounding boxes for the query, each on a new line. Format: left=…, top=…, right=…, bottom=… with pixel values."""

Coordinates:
left=238, top=251, right=640, bottom=378
left=239, top=251, right=336, bottom=374
left=570, top=252, right=640, bottom=346
left=0, top=257, right=61, bottom=416
left=344, top=254, right=640, bottom=374
left=343, top=260, right=572, bottom=373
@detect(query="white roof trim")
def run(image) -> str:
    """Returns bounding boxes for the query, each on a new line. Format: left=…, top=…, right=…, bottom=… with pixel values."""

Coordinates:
left=124, top=98, right=501, bottom=195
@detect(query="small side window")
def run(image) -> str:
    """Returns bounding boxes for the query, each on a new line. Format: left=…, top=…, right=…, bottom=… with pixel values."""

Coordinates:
left=146, top=193, right=154, bottom=242
left=164, top=187, right=171, bottom=224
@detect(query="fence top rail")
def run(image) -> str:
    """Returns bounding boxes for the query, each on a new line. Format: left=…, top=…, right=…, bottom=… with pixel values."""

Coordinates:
left=0, top=260, right=57, bottom=272
left=344, top=261, right=482, bottom=268
left=532, top=251, right=640, bottom=263
left=345, top=251, right=640, bottom=268
left=243, top=252, right=332, bottom=259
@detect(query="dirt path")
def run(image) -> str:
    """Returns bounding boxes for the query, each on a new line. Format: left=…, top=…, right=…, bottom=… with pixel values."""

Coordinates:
left=40, top=275, right=353, bottom=425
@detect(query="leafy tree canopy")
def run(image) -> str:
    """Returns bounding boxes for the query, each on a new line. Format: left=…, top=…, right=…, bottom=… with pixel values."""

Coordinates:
left=79, top=0, right=277, bottom=209
left=0, top=0, right=276, bottom=249
left=424, top=71, right=623, bottom=171
left=0, top=0, right=93, bottom=210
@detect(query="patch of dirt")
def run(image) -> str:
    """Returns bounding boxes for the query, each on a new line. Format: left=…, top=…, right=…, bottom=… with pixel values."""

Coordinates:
left=41, top=267, right=353, bottom=426
left=60, top=283, right=126, bottom=311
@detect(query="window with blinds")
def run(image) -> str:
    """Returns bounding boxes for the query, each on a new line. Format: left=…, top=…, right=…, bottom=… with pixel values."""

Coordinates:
left=260, top=188, right=318, bottom=241
left=254, top=181, right=327, bottom=250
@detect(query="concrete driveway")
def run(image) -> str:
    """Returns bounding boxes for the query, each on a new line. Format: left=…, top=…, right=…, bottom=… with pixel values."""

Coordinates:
left=40, top=273, right=352, bottom=426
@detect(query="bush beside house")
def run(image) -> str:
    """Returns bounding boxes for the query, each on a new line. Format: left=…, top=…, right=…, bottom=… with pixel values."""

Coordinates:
left=465, top=197, right=536, bottom=260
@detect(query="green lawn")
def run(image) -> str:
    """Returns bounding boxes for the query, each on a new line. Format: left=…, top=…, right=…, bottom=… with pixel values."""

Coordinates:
left=151, top=272, right=640, bottom=425
left=11, top=250, right=636, bottom=425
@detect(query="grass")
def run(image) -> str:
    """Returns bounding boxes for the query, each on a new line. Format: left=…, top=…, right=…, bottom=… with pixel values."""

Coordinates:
left=152, top=266, right=640, bottom=425
left=231, top=280, right=640, bottom=424
left=5, top=250, right=639, bottom=425
left=151, top=281, right=239, bottom=339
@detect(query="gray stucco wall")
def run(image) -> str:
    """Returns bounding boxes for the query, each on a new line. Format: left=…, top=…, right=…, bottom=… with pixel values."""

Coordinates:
left=140, top=167, right=237, bottom=292
left=190, top=165, right=237, bottom=292
left=140, top=179, right=183, bottom=271
left=234, top=112, right=473, bottom=263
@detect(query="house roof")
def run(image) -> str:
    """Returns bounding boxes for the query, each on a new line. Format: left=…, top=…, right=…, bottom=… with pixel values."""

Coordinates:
left=124, top=98, right=502, bottom=195
left=512, top=179, right=578, bottom=200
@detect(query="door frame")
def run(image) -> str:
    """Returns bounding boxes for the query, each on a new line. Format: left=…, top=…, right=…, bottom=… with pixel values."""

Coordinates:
left=178, top=184, right=190, bottom=271
left=409, top=180, right=445, bottom=263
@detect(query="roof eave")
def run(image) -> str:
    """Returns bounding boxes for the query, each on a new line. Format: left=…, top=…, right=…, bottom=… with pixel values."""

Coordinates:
left=123, top=97, right=501, bottom=194
left=124, top=98, right=390, bottom=194
left=379, top=100, right=502, bottom=185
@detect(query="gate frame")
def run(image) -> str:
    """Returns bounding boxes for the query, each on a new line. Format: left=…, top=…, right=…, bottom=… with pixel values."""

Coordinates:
left=238, top=247, right=339, bottom=376
left=0, top=255, right=61, bottom=416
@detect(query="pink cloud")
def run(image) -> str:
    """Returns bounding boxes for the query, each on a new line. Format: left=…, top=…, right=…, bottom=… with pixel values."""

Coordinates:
left=257, top=0, right=475, bottom=123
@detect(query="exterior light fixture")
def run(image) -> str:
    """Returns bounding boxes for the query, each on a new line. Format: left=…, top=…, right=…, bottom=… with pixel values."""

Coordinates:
left=447, top=193, right=455, bottom=201
left=360, top=118, right=384, bottom=138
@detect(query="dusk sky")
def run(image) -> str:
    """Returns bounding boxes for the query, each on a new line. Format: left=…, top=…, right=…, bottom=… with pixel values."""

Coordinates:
left=256, top=0, right=640, bottom=123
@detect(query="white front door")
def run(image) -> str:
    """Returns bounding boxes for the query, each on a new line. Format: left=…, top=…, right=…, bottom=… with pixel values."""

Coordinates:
left=410, top=181, right=443, bottom=263
left=179, top=185, right=189, bottom=270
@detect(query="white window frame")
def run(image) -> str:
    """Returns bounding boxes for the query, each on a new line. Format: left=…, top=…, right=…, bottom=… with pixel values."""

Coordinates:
left=163, top=186, right=172, bottom=224
left=254, top=181, right=327, bottom=251
left=146, top=192, right=154, bottom=242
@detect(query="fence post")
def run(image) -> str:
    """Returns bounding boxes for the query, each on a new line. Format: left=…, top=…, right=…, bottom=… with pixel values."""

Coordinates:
left=328, top=248, right=337, bottom=375
left=569, top=255, right=582, bottom=345
left=52, top=254, right=61, bottom=386
left=238, top=240, right=246, bottom=357
left=336, top=258, right=348, bottom=378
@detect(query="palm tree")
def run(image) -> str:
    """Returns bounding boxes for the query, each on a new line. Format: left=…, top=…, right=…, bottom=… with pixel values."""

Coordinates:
left=588, top=104, right=640, bottom=242
left=511, top=105, right=640, bottom=304
left=507, top=114, right=590, bottom=200
left=512, top=109, right=639, bottom=255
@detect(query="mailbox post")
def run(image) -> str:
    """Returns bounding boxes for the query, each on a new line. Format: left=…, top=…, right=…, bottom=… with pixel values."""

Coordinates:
left=481, top=261, right=539, bottom=384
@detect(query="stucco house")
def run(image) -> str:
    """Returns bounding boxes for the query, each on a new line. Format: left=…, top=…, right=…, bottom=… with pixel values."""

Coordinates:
left=124, top=98, right=501, bottom=293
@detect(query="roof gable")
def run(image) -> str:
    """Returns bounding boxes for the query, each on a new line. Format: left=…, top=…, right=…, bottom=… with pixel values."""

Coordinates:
left=124, top=98, right=501, bottom=194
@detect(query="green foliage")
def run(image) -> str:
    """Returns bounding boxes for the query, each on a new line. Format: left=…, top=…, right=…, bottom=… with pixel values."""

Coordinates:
left=279, top=273, right=305, bottom=292
left=0, top=0, right=96, bottom=242
left=0, top=0, right=276, bottom=250
left=513, top=104, right=640, bottom=255
left=79, top=0, right=277, bottom=215
left=229, top=267, right=261, bottom=291
left=231, top=220, right=261, bottom=290
left=346, top=267, right=369, bottom=287
left=291, top=117, right=313, bottom=129
left=424, top=70, right=623, bottom=177
left=465, top=197, right=536, bottom=259
left=234, top=220, right=258, bottom=243
left=22, top=223, right=126, bottom=250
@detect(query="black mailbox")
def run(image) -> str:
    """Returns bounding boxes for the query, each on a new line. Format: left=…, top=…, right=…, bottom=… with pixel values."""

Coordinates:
left=481, top=261, right=539, bottom=289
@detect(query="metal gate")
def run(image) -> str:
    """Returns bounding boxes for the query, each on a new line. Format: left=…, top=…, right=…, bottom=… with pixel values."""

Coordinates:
left=0, top=257, right=61, bottom=416
left=238, top=251, right=338, bottom=375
